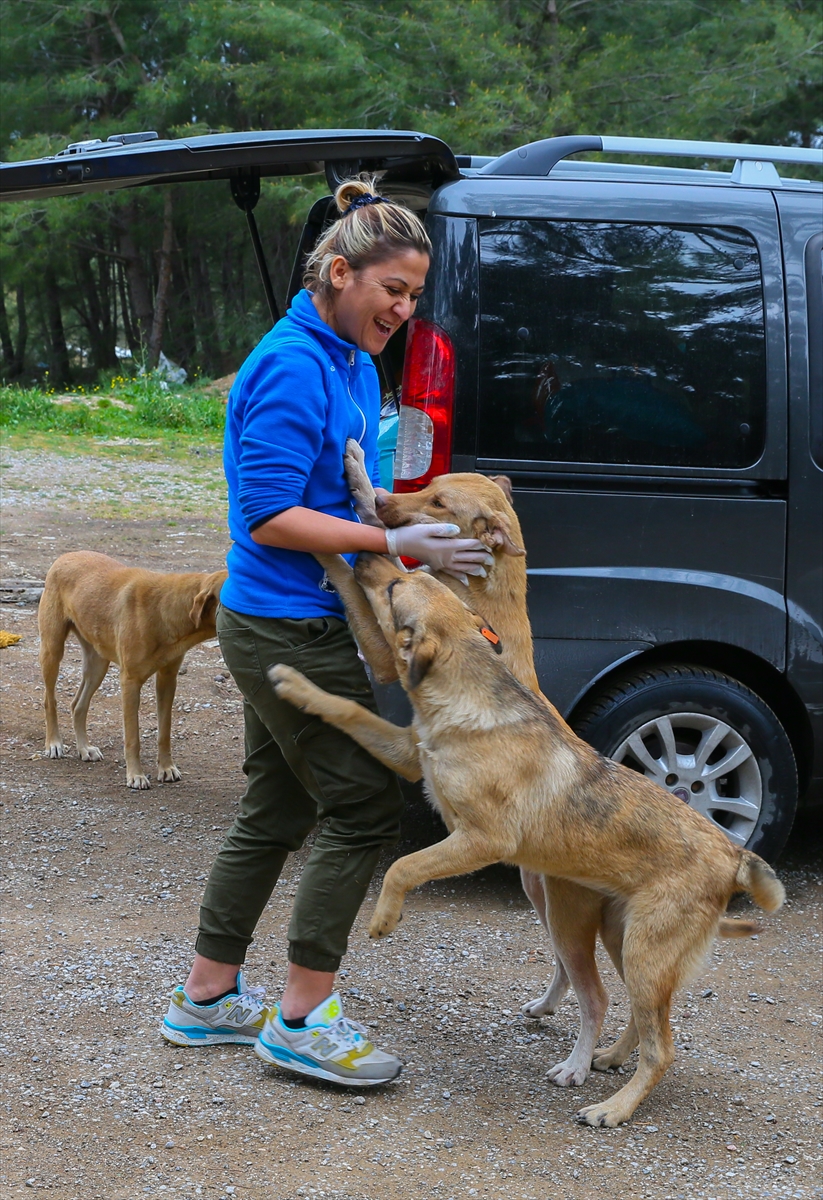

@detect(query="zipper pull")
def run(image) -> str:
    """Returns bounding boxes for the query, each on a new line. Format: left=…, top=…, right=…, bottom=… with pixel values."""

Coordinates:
left=349, top=349, right=356, bottom=367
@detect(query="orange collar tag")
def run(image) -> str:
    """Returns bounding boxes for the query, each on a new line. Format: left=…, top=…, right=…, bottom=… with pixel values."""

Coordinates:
left=481, top=627, right=502, bottom=653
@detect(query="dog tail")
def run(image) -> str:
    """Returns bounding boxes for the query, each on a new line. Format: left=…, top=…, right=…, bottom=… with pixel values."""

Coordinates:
left=719, top=850, right=785, bottom=936
left=735, top=850, right=785, bottom=913
left=718, top=916, right=762, bottom=937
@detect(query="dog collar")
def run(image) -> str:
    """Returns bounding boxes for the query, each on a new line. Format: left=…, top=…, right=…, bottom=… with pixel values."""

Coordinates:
left=480, top=626, right=503, bottom=654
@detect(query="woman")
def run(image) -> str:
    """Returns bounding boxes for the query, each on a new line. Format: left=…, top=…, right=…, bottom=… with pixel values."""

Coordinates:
left=162, top=177, right=491, bottom=1086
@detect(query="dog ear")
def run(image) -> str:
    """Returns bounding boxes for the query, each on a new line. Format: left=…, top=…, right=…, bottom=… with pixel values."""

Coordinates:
left=480, top=510, right=526, bottom=557
left=398, top=629, right=438, bottom=690
left=487, top=474, right=514, bottom=504
left=189, top=587, right=218, bottom=630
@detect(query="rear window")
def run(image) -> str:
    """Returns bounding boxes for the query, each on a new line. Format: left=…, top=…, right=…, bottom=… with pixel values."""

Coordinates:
left=478, top=220, right=767, bottom=469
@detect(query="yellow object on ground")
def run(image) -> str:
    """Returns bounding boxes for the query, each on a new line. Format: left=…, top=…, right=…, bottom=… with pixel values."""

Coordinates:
left=0, top=631, right=22, bottom=648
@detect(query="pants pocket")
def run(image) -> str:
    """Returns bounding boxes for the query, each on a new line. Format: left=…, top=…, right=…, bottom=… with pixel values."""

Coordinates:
left=217, top=626, right=265, bottom=699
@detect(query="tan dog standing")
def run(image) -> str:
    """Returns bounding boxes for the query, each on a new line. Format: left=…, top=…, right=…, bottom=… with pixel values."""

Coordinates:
left=270, top=557, right=784, bottom=1127
left=39, top=551, right=226, bottom=789
left=318, top=447, right=626, bottom=1076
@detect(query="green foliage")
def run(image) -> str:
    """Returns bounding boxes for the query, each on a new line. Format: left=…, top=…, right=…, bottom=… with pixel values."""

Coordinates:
left=0, top=379, right=226, bottom=439
left=0, top=0, right=820, bottom=383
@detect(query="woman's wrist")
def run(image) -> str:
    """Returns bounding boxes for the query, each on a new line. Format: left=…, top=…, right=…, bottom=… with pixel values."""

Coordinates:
left=250, top=506, right=388, bottom=555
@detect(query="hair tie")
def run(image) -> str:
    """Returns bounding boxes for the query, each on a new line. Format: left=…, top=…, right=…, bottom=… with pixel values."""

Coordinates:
left=344, top=193, right=385, bottom=215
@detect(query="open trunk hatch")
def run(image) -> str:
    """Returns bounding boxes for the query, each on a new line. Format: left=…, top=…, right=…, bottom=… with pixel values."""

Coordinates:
left=0, top=128, right=459, bottom=203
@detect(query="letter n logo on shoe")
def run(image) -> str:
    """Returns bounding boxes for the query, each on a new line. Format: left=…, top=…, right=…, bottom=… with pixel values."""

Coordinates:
left=313, top=1035, right=338, bottom=1059
left=226, top=1003, right=255, bottom=1024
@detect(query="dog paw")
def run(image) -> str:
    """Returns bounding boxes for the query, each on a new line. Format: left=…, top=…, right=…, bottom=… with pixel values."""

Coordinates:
left=157, top=765, right=181, bottom=783
left=127, top=772, right=152, bottom=790
left=79, top=745, right=103, bottom=762
left=575, top=1101, right=625, bottom=1128
left=548, top=1057, right=590, bottom=1087
left=45, top=743, right=65, bottom=759
left=521, top=995, right=557, bottom=1019
left=368, top=905, right=402, bottom=939
left=268, top=663, right=322, bottom=711
left=343, top=439, right=369, bottom=489
left=591, top=1046, right=629, bottom=1073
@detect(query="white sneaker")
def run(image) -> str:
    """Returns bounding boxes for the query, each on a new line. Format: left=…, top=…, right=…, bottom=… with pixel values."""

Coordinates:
left=255, top=991, right=402, bottom=1086
left=161, top=971, right=269, bottom=1046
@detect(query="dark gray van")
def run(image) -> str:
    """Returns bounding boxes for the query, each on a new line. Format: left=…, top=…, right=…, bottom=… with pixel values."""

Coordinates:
left=3, top=129, right=821, bottom=860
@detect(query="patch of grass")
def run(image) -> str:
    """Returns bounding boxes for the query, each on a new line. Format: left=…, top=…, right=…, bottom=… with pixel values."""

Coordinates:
left=0, top=377, right=226, bottom=442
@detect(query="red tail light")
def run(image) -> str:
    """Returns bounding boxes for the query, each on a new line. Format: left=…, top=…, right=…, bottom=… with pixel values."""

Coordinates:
left=393, top=317, right=455, bottom=493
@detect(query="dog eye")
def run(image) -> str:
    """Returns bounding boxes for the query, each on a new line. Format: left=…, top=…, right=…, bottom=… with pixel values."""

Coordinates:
left=431, top=498, right=444, bottom=508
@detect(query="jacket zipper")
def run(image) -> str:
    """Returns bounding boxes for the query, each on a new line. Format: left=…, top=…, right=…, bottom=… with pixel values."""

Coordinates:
left=347, top=348, right=367, bottom=445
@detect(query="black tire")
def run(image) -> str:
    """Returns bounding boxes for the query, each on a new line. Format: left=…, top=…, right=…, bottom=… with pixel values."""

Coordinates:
left=573, top=664, right=798, bottom=863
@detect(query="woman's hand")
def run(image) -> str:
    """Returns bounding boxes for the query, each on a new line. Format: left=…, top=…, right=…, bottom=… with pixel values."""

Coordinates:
left=385, top=524, right=493, bottom=582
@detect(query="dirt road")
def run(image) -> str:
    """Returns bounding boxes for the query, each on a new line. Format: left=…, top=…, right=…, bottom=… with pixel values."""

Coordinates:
left=1, top=443, right=821, bottom=1200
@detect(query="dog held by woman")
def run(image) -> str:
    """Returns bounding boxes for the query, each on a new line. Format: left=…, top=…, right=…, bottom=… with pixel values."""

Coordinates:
left=39, top=551, right=226, bottom=789
left=270, top=555, right=784, bottom=1127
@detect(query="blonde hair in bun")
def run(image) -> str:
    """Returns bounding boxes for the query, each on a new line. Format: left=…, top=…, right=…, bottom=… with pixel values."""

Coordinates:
left=303, top=174, right=431, bottom=297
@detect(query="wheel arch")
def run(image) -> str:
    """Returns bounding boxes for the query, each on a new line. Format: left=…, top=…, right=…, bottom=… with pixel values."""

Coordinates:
left=566, top=640, right=813, bottom=799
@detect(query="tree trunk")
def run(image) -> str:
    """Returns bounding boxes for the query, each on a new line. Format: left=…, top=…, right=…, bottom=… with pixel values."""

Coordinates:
left=117, top=260, right=138, bottom=358
left=74, top=253, right=119, bottom=372
left=0, top=285, right=14, bottom=370
left=44, top=267, right=71, bottom=386
left=116, top=200, right=154, bottom=358
left=189, top=234, right=221, bottom=375
left=147, top=191, right=174, bottom=368
left=13, top=285, right=27, bottom=376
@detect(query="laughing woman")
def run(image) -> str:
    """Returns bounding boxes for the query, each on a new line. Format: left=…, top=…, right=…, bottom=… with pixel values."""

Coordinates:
left=162, top=176, right=491, bottom=1085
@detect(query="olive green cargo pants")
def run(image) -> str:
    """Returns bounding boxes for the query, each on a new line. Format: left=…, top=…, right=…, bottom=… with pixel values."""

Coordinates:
left=195, top=605, right=404, bottom=973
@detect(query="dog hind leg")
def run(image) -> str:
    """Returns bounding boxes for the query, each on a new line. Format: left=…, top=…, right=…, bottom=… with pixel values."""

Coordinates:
left=70, top=634, right=109, bottom=762
left=155, top=657, right=183, bottom=782
left=545, top=879, right=609, bottom=1087
left=520, top=870, right=571, bottom=1018
left=39, top=605, right=69, bottom=758
left=576, top=913, right=690, bottom=1127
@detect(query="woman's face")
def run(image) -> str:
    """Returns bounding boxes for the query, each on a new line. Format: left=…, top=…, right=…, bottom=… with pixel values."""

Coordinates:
left=324, top=249, right=430, bottom=355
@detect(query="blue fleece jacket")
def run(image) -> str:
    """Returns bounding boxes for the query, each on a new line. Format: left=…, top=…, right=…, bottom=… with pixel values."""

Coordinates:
left=220, top=289, right=381, bottom=619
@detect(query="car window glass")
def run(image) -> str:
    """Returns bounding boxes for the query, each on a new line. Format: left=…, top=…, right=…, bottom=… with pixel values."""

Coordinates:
left=478, top=220, right=767, bottom=469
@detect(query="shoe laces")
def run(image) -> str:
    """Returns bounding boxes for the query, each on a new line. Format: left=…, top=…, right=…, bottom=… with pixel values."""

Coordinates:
left=238, top=983, right=266, bottom=1010
left=328, top=1015, right=370, bottom=1048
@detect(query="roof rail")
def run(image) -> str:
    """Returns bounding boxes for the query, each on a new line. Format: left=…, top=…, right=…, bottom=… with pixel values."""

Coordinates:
left=480, top=135, right=822, bottom=186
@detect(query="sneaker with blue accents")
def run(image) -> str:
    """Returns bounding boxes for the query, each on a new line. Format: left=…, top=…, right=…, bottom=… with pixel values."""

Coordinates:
left=254, top=991, right=402, bottom=1087
left=161, top=971, right=269, bottom=1046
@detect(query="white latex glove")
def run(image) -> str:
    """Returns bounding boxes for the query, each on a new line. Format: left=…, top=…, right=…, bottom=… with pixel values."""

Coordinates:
left=385, top=523, right=494, bottom=583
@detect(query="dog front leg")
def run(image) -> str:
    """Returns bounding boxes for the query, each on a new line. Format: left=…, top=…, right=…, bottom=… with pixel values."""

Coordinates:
left=369, top=831, right=501, bottom=938
left=343, top=438, right=383, bottom=527
left=269, top=663, right=421, bottom=781
left=120, top=674, right=151, bottom=789
left=545, top=878, right=609, bottom=1088
left=314, top=553, right=398, bottom=684
left=155, top=657, right=183, bottom=782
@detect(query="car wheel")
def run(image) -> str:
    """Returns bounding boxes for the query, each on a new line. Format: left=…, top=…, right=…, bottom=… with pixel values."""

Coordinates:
left=573, top=664, right=798, bottom=862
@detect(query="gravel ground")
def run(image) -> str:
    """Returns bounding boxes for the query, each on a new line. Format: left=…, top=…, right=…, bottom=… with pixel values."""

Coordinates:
left=1, top=443, right=821, bottom=1200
